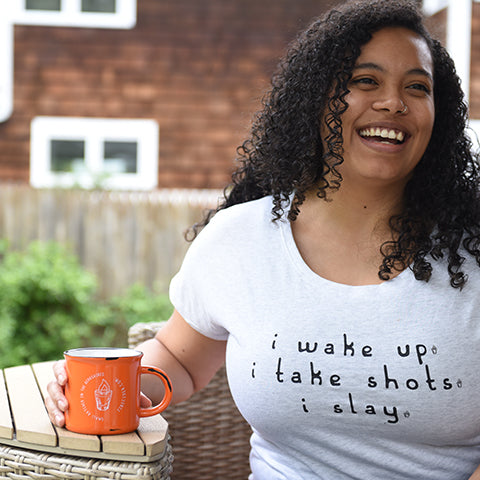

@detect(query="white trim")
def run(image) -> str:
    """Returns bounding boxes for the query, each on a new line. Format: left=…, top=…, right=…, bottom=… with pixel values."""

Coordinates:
left=0, top=6, right=13, bottom=122
left=11, top=0, right=137, bottom=29
left=423, top=0, right=473, bottom=105
left=422, top=0, right=449, bottom=16
left=446, top=0, right=472, bottom=104
left=423, top=0, right=480, bottom=146
left=467, top=119, right=480, bottom=151
left=422, top=0, right=480, bottom=15
left=30, top=117, right=159, bottom=190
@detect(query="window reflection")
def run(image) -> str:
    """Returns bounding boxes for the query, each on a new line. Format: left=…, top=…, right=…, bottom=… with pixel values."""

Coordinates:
left=51, top=140, right=85, bottom=172
left=103, top=141, right=137, bottom=173
left=81, top=0, right=116, bottom=13
left=26, top=0, right=61, bottom=11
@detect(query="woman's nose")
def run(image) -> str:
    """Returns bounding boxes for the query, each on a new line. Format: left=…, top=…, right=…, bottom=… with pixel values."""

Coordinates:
left=372, top=94, right=406, bottom=114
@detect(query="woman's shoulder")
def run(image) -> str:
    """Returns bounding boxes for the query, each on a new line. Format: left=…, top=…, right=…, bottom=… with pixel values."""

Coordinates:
left=221, top=195, right=275, bottom=216
left=190, top=195, right=282, bottom=253
left=208, top=195, right=278, bottom=231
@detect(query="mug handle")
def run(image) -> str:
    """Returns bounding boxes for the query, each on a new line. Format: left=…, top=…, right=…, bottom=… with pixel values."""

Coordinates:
left=139, top=365, right=173, bottom=417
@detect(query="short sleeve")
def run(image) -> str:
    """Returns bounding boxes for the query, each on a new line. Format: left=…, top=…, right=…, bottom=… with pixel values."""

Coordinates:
left=169, top=210, right=232, bottom=341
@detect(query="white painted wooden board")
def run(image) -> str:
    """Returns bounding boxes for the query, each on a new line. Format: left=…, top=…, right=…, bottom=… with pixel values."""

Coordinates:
left=4, top=364, right=56, bottom=446
left=0, top=370, right=13, bottom=439
left=137, top=414, right=169, bottom=457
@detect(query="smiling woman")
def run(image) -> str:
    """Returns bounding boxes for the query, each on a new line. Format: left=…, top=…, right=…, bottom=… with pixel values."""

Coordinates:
left=338, top=27, right=435, bottom=192
left=45, top=1, right=480, bottom=479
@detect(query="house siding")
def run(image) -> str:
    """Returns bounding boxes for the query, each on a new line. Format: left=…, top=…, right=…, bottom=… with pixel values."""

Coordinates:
left=3, top=0, right=341, bottom=189
left=470, top=2, right=480, bottom=118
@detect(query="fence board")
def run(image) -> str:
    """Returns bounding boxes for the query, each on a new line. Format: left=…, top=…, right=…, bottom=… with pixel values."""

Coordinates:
left=0, top=184, right=221, bottom=298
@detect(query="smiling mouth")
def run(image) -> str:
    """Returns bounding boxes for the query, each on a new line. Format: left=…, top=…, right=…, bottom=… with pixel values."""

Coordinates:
left=358, top=127, right=406, bottom=145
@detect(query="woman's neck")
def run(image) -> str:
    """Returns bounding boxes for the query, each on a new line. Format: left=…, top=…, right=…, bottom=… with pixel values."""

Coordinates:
left=301, top=184, right=404, bottom=238
left=290, top=185, right=406, bottom=285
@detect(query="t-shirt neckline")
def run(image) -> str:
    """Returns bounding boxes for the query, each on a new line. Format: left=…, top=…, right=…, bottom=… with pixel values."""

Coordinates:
left=279, top=215, right=412, bottom=290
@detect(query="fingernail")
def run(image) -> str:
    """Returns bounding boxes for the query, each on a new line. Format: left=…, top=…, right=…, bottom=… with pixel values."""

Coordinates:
left=58, top=400, right=66, bottom=410
left=55, top=414, right=63, bottom=425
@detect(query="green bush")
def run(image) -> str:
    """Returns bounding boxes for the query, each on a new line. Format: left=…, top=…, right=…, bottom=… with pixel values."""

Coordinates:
left=0, top=241, right=173, bottom=369
left=97, top=283, right=174, bottom=348
left=109, top=283, right=174, bottom=329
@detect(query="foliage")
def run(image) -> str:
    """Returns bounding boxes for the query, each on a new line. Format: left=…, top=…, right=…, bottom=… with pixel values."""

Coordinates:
left=0, top=241, right=173, bottom=369
left=108, top=283, right=173, bottom=329
left=99, top=283, right=174, bottom=348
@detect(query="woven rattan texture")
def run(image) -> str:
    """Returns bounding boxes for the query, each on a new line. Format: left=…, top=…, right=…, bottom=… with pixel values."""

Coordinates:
left=0, top=444, right=173, bottom=480
left=129, top=322, right=252, bottom=480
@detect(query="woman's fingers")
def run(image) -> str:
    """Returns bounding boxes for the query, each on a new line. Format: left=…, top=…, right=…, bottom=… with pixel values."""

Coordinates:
left=45, top=392, right=66, bottom=427
left=52, top=360, right=67, bottom=386
left=45, top=360, right=69, bottom=427
left=140, top=392, right=153, bottom=408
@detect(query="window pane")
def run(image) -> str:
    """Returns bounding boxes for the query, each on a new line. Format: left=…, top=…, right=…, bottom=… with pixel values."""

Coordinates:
left=51, top=140, right=85, bottom=172
left=26, top=0, right=61, bottom=11
left=81, top=0, right=116, bottom=13
left=103, top=141, right=137, bottom=173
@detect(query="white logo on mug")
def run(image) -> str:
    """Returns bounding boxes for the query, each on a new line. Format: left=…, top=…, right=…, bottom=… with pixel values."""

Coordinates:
left=95, top=379, right=113, bottom=411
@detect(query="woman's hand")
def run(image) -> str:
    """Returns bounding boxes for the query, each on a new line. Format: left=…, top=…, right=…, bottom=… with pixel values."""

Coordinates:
left=45, top=310, right=225, bottom=427
left=45, top=360, right=68, bottom=427
left=45, top=360, right=154, bottom=428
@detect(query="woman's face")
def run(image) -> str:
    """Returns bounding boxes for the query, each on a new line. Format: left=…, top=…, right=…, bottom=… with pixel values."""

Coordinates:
left=332, top=27, right=435, bottom=191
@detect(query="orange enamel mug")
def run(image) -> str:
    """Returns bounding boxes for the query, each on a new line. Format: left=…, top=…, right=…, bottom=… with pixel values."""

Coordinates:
left=64, top=347, right=172, bottom=435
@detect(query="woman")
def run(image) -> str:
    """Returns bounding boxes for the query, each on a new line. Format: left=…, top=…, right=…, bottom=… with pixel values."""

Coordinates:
left=47, top=1, right=480, bottom=478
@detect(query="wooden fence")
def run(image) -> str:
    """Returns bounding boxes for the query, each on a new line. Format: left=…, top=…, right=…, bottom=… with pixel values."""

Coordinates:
left=0, top=184, right=222, bottom=298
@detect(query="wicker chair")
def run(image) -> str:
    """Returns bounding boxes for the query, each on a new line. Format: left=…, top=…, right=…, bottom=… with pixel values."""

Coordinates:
left=128, top=322, right=252, bottom=480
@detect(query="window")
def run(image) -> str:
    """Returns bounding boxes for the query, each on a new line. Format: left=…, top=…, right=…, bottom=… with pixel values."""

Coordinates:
left=30, top=117, right=159, bottom=190
left=26, top=0, right=61, bottom=10
left=12, top=0, right=136, bottom=29
left=81, top=0, right=116, bottom=13
left=50, top=139, right=85, bottom=172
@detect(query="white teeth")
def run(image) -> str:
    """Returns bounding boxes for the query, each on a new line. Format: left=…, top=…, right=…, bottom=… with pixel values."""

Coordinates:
left=359, top=127, right=405, bottom=143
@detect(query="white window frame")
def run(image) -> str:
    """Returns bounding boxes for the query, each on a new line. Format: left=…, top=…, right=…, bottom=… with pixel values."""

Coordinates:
left=30, top=117, right=159, bottom=190
left=422, top=0, right=480, bottom=146
left=10, top=0, right=137, bottom=29
left=0, top=7, right=13, bottom=122
left=422, top=0, right=449, bottom=16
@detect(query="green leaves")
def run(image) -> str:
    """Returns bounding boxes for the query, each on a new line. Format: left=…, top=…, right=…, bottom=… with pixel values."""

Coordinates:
left=0, top=241, right=173, bottom=368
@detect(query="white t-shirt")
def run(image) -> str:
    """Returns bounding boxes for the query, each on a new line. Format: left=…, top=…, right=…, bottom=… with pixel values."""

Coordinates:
left=169, top=195, right=480, bottom=480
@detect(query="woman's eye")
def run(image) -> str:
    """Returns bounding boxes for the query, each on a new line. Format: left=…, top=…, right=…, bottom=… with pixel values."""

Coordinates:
left=351, top=77, right=377, bottom=87
left=408, top=83, right=431, bottom=94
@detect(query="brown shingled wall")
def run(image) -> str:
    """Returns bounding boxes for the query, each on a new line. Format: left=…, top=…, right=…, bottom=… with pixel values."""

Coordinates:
left=3, top=0, right=341, bottom=189
left=470, top=2, right=480, bottom=119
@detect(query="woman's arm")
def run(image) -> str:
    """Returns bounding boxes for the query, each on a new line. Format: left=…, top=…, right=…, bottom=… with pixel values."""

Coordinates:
left=136, top=308, right=227, bottom=405
left=469, top=465, right=480, bottom=480
left=45, top=308, right=226, bottom=426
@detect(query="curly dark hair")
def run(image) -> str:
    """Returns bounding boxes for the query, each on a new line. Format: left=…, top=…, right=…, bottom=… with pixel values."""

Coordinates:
left=192, top=0, right=480, bottom=289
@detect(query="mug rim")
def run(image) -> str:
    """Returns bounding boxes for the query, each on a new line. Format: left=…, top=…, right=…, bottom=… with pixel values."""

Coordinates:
left=64, top=347, right=143, bottom=359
